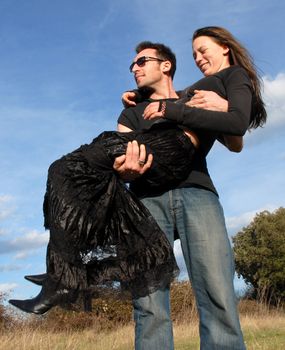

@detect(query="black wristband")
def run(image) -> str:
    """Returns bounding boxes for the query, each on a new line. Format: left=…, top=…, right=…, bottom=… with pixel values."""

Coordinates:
left=158, top=101, right=166, bottom=116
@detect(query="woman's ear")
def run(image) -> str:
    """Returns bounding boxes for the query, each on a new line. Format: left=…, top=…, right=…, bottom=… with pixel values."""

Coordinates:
left=222, top=45, right=230, bottom=56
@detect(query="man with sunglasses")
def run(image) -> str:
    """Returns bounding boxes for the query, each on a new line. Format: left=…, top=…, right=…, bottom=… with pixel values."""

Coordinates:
left=113, top=40, right=247, bottom=350
left=114, top=43, right=179, bottom=350
left=129, top=55, right=165, bottom=72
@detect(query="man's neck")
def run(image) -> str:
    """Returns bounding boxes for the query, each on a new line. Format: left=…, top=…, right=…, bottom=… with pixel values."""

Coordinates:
left=149, top=79, right=178, bottom=100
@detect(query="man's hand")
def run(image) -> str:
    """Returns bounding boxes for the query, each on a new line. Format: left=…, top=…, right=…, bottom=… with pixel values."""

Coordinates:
left=122, top=91, right=137, bottom=108
left=113, top=140, right=153, bottom=181
left=186, top=90, right=228, bottom=112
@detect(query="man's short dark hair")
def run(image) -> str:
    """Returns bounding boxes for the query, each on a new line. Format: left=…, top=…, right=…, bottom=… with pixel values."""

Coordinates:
left=135, top=41, right=176, bottom=79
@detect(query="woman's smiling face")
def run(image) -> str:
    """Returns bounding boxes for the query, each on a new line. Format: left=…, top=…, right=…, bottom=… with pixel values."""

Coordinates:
left=192, top=35, right=230, bottom=76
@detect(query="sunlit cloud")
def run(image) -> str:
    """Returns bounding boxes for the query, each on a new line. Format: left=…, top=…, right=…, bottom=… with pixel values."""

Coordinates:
left=0, top=264, right=22, bottom=272
left=0, top=283, right=18, bottom=293
left=263, top=73, right=285, bottom=127
left=0, top=230, right=49, bottom=255
left=14, top=251, right=37, bottom=260
left=226, top=204, right=280, bottom=236
left=173, top=240, right=188, bottom=280
left=242, top=72, right=285, bottom=147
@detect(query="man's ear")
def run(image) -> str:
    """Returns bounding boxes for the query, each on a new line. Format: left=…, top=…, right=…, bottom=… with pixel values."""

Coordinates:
left=161, top=60, right=171, bottom=74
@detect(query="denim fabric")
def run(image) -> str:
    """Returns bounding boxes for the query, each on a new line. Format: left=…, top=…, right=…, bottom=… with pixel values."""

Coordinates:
left=133, top=287, right=174, bottom=350
left=133, top=187, right=246, bottom=350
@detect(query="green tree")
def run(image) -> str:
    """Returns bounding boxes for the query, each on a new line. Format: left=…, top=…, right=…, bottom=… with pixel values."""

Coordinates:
left=233, top=207, right=285, bottom=304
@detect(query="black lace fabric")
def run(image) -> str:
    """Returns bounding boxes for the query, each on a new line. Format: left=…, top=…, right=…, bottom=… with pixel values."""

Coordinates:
left=43, top=124, right=195, bottom=299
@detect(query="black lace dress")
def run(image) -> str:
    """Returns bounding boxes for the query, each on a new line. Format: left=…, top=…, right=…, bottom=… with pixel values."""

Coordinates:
left=42, top=122, right=195, bottom=299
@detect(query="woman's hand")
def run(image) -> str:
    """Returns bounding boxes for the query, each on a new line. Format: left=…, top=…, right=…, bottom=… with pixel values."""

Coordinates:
left=113, top=140, right=153, bottom=181
left=122, top=91, right=137, bottom=107
left=143, top=102, right=164, bottom=120
left=187, top=90, right=243, bottom=151
left=186, top=90, right=228, bottom=112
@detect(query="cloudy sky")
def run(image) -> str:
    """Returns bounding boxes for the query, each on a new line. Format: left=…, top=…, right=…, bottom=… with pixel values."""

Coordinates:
left=0, top=0, right=284, bottom=301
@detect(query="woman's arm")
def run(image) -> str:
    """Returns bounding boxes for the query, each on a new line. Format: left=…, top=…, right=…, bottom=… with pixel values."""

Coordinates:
left=117, top=123, right=133, bottom=132
left=187, top=89, right=243, bottom=152
left=186, top=89, right=228, bottom=111
left=218, top=135, right=243, bottom=152
left=143, top=67, right=252, bottom=136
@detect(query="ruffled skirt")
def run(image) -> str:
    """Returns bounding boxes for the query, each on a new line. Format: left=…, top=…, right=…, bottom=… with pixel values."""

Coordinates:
left=43, top=124, right=195, bottom=298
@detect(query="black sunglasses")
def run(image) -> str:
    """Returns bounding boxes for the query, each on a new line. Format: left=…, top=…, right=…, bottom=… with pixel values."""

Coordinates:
left=129, top=56, right=164, bottom=72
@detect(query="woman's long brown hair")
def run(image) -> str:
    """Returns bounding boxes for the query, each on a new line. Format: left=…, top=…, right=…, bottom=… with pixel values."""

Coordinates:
left=193, top=26, right=267, bottom=129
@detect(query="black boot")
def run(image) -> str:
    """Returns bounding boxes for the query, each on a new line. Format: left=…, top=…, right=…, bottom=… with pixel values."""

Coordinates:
left=24, top=273, right=47, bottom=286
left=9, top=287, right=69, bottom=315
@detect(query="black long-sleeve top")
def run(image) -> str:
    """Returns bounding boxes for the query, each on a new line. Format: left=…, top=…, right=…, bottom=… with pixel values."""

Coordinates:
left=118, top=65, right=253, bottom=196
left=165, top=65, right=252, bottom=136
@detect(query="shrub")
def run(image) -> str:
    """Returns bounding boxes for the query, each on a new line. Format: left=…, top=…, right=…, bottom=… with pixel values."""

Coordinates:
left=233, top=207, right=285, bottom=304
left=170, top=280, right=197, bottom=322
left=0, top=292, right=16, bottom=332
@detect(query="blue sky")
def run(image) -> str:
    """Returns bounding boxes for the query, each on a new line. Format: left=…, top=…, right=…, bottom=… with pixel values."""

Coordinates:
left=0, top=0, right=284, bottom=301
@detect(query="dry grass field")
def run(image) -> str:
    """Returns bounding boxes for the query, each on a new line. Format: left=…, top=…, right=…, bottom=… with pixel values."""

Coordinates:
left=0, top=311, right=284, bottom=349
left=1, top=284, right=284, bottom=349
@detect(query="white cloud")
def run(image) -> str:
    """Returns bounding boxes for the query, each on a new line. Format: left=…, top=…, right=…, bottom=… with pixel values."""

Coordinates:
left=173, top=240, right=182, bottom=256
left=242, top=72, right=285, bottom=146
left=173, top=240, right=188, bottom=280
left=14, top=251, right=35, bottom=260
left=226, top=204, right=280, bottom=236
left=226, top=209, right=259, bottom=231
left=0, top=264, right=22, bottom=272
left=0, top=283, right=18, bottom=293
left=264, top=72, right=285, bottom=101
left=263, top=73, right=285, bottom=127
left=0, top=229, right=49, bottom=255
left=13, top=230, right=49, bottom=245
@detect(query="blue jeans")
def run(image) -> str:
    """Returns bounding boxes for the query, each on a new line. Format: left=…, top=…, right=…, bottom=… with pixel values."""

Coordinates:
left=133, top=187, right=246, bottom=350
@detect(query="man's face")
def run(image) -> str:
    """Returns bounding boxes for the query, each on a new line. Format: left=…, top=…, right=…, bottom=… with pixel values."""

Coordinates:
left=130, top=48, right=165, bottom=89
